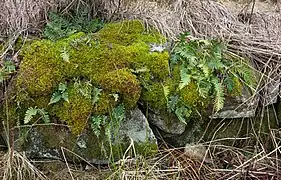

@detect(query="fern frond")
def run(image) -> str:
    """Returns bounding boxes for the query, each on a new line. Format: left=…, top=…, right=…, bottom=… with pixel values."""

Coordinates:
left=162, top=84, right=170, bottom=103
left=231, top=63, right=256, bottom=90
left=92, top=87, right=102, bottom=105
left=49, top=91, right=62, bottom=105
left=38, top=109, right=50, bottom=123
left=91, top=115, right=106, bottom=137
left=167, top=95, right=179, bottom=112
left=24, top=107, right=38, bottom=124
left=24, top=107, right=50, bottom=124
left=212, top=77, right=225, bottom=112
left=60, top=47, right=70, bottom=63
left=175, top=106, right=191, bottom=124
left=179, top=67, right=191, bottom=90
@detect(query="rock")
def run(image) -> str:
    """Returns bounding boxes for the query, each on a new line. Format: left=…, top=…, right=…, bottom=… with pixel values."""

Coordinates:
left=152, top=117, right=204, bottom=147
left=184, top=143, right=209, bottom=162
left=13, top=108, right=157, bottom=164
left=263, top=77, right=280, bottom=106
left=148, top=111, right=186, bottom=135
left=210, top=86, right=259, bottom=119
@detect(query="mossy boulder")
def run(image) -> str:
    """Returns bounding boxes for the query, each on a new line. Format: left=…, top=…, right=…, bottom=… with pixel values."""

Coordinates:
left=12, top=20, right=206, bottom=136
left=13, top=20, right=169, bottom=132
left=14, top=108, right=157, bottom=164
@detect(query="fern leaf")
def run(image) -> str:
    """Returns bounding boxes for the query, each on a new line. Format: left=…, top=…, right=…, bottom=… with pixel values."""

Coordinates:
left=212, top=78, right=225, bottom=112
left=179, top=67, right=191, bottom=90
left=112, top=104, right=125, bottom=123
left=49, top=91, right=62, bottom=105
left=91, top=115, right=106, bottom=137
left=175, top=106, right=191, bottom=124
left=24, top=107, right=38, bottom=124
left=60, top=47, right=70, bottom=63
left=61, top=92, right=69, bottom=103
left=92, top=87, right=102, bottom=105
left=224, top=76, right=235, bottom=92
left=38, top=109, right=50, bottom=123
left=167, top=95, right=179, bottom=112
left=162, top=84, right=170, bottom=103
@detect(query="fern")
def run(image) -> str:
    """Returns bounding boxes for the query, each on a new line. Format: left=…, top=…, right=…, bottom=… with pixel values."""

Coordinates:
left=60, top=47, right=70, bottom=63
left=24, top=107, right=50, bottom=124
left=49, top=82, right=69, bottom=105
left=90, top=115, right=106, bottom=137
left=212, top=77, right=225, bottom=112
left=43, top=10, right=104, bottom=41
left=167, top=95, right=179, bottom=113
left=0, top=60, right=16, bottom=84
left=171, top=33, right=256, bottom=116
left=92, top=87, right=102, bottom=105
left=111, top=104, right=125, bottom=123
left=179, top=67, right=191, bottom=90
left=175, top=106, right=192, bottom=124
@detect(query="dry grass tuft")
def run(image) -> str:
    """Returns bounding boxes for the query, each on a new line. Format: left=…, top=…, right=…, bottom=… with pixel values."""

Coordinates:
left=0, top=150, right=47, bottom=180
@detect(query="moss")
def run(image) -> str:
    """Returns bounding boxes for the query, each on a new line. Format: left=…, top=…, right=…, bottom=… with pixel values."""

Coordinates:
left=93, top=92, right=117, bottom=115
left=127, top=42, right=170, bottom=80
left=141, top=82, right=167, bottom=110
left=16, top=40, right=65, bottom=95
left=180, top=81, right=208, bottom=108
left=99, top=69, right=141, bottom=108
left=13, top=20, right=171, bottom=134
left=97, top=20, right=166, bottom=46
left=52, top=84, right=92, bottom=135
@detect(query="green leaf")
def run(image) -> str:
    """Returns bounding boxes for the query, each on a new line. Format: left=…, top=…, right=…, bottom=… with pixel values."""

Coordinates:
left=58, top=83, right=67, bottom=92
left=179, top=67, right=191, bottom=90
left=175, top=106, right=191, bottom=124
left=61, top=92, right=69, bottom=103
left=167, top=95, right=179, bottom=112
left=49, top=91, right=62, bottom=105
left=92, top=87, right=102, bottom=105
left=38, top=109, right=50, bottom=123
left=212, top=77, right=225, bottom=112
left=24, top=107, right=38, bottom=124
left=224, top=76, right=235, bottom=92
left=162, top=84, right=170, bottom=103
left=112, top=104, right=125, bottom=123
left=91, top=115, right=106, bottom=137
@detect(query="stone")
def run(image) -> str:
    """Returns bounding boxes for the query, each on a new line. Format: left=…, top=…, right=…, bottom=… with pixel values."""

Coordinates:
left=262, top=77, right=280, bottom=106
left=184, top=143, right=209, bottom=162
left=210, top=86, right=259, bottom=119
left=13, top=108, right=157, bottom=164
left=148, top=111, right=186, bottom=135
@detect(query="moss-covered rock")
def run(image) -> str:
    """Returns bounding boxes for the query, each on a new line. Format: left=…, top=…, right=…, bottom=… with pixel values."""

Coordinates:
left=13, top=108, right=158, bottom=164
left=13, top=20, right=170, bottom=134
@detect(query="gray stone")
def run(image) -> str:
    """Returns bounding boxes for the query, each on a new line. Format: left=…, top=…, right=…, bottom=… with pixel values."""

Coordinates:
left=263, top=77, right=280, bottom=106
left=118, top=108, right=156, bottom=143
left=184, top=143, right=209, bottom=162
left=13, top=108, right=157, bottom=164
left=210, top=86, right=259, bottom=119
left=148, top=111, right=186, bottom=135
